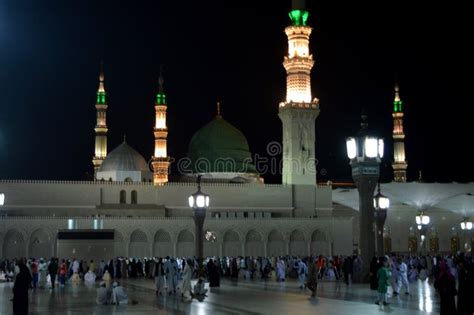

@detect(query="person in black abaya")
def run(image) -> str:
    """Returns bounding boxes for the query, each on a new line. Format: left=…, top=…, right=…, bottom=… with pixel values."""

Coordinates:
left=12, top=258, right=32, bottom=315
left=207, top=259, right=220, bottom=287
left=369, top=256, right=380, bottom=290
left=434, top=261, right=457, bottom=315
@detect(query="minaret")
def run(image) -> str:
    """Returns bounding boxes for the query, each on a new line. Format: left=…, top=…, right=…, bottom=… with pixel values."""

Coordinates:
left=151, top=68, right=170, bottom=185
left=92, top=63, right=108, bottom=177
left=278, top=0, right=320, bottom=185
left=392, top=83, right=408, bottom=182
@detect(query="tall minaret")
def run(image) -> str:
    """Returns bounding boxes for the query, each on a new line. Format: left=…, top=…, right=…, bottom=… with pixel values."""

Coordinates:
left=151, top=68, right=170, bottom=185
left=278, top=0, right=320, bottom=186
left=92, top=63, right=108, bottom=177
left=392, top=83, right=408, bottom=182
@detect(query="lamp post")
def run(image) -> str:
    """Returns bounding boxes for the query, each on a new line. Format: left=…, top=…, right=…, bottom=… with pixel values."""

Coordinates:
left=188, top=175, right=210, bottom=277
left=373, top=183, right=390, bottom=256
left=460, top=217, right=473, bottom=252
left=346, top=114, right=384, bottom=281
left=416, top=211, right=430, bottom=254
left=460, top=217, right=473, bottom=231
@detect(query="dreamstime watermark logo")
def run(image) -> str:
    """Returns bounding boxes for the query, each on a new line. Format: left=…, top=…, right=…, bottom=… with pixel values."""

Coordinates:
left=148, top=141, right=328, bottom=177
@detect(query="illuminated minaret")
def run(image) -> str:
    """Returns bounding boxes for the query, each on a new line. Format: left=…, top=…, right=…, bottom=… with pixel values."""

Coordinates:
left=392, top=83, right=408, bottom=182
left=151, top=69, right=170, bottom=185
left=92, top=64, right=108, bottom=177
left=278, top=0, right=320, bottom=185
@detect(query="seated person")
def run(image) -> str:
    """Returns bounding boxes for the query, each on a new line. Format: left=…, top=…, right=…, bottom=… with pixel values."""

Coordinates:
left=84, top=269, right=97, bottom=284
left=71, top=272, right=81, bottom=285
left=6, top=270, right=15, bottom=282
left=112, top=282, right=129, bottom=305
left=102, top=270, right=111, bottom=283
left=96, top=281, right=111, bottom=305
left=193, top=277, right=208, bottom=297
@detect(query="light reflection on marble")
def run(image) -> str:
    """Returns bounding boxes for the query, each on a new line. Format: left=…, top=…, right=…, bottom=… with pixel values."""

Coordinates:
left=417, top=279, right=434, bottom=312
left=0, top=277, right=440, bottom=314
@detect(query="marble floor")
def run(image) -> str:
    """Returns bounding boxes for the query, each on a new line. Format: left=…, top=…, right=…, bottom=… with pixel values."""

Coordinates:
left=0, top=277, right=439, bottom=315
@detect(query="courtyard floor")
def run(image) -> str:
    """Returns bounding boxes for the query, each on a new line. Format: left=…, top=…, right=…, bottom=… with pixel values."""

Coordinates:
left=0, top=277, right=438, bottom=314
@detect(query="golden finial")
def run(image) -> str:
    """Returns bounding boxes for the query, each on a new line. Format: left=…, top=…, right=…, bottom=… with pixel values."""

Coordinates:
left=394, top=83, right=400, bottom=102
left=98, top=62, right=105, bottom=93
left=216, top=101, right=221, bottom=117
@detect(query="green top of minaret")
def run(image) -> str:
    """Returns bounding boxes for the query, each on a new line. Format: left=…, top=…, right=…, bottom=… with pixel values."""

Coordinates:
left=393, top=83, right=403, bottom=112
left=156, top=66, right=167, bottom=105
left=96, top=62, right=107, bottom=105
left=289, top=0, right=309, bottom=26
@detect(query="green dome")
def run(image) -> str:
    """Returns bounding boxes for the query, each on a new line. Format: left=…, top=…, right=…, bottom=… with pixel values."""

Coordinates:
left=187, top=116, right=257, bottom=174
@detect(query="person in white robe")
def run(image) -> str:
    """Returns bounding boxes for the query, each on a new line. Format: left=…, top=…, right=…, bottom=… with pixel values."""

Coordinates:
left=84, top=270, right=96, bottom=285
left=166, top=258, right=178, bottom=295
left=72, top=259, right=80, bottom=274
left=38, top=259, right=48, bottom=289
left=396, top=258, right=410, bottom=294
left=390, top=256, right=399, bottom=295
left=276, top=259, right=286, bottom=282
left=297, top=259, right=308, bottom=289
left=181, top=260, right=193, bottom=300
left=112, top=282, right=128, bottom=305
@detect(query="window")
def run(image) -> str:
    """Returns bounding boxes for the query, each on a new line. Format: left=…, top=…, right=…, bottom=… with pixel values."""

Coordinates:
left=93, top=219, right=103, bottom=229
left=131, top=190, right=138, bottom=204
left=68, top=219, right=77, bottom=230
left=120, top=190, right=126, bottom=204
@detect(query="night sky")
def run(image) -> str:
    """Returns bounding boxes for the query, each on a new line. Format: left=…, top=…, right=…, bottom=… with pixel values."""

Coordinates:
left=0, top=0, right=472, bottom=183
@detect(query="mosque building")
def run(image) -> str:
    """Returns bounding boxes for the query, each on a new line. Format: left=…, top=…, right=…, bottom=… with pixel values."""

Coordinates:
left=0, top=0, right=472, bottom=261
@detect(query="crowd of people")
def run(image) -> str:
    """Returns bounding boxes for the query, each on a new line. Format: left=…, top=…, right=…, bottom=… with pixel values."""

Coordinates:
left=1, top=252, right=474, bottom=314
left=369, top=253, right=474, bottom=314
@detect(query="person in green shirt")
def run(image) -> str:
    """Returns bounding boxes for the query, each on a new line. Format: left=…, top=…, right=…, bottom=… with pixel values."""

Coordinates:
left=375, top=256, right=392, bottom=306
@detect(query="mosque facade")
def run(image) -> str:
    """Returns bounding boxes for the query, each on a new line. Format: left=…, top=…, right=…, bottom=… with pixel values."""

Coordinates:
left=0, top=0, right=472, bottom=261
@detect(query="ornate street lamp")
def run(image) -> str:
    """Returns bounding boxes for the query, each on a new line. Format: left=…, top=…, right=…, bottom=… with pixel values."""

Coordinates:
left=373, top=183, right=390, bottom=256
left=460, top=217, right=473, bottom=231
left=346, top=113, right=384, bottom=281
left=460, top=217, right=472, bottom=252
left=416, top=211, right=430, bottom=228
left=415, top=211, right=430, bottom=254
left=188, top=175, right=210, bottom=277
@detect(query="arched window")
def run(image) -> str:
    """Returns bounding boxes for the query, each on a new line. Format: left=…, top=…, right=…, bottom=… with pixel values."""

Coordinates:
left=124, top=177, right=133, bottom=182
left=120, top=190, right=126, bottom=204
left=131, top=190, right=138, bottom=204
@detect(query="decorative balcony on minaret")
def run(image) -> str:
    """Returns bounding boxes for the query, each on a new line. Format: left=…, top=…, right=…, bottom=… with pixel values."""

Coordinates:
left=392, top=84, right=408, bottom=182
left=92, top=64, right=108, bottom=178
left=151, top=70, right=170, bottom=185
left=279, top=0, right=320, bottom=186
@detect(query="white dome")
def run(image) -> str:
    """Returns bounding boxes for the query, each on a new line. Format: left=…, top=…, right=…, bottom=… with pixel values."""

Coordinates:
left=99, top=142, right=149, bottom=172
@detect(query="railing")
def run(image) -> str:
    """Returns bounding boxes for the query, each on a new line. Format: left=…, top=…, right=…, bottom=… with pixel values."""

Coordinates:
left=0, top=179, right=294, bottom=189
left=0, top=215, right=348, bottom=221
